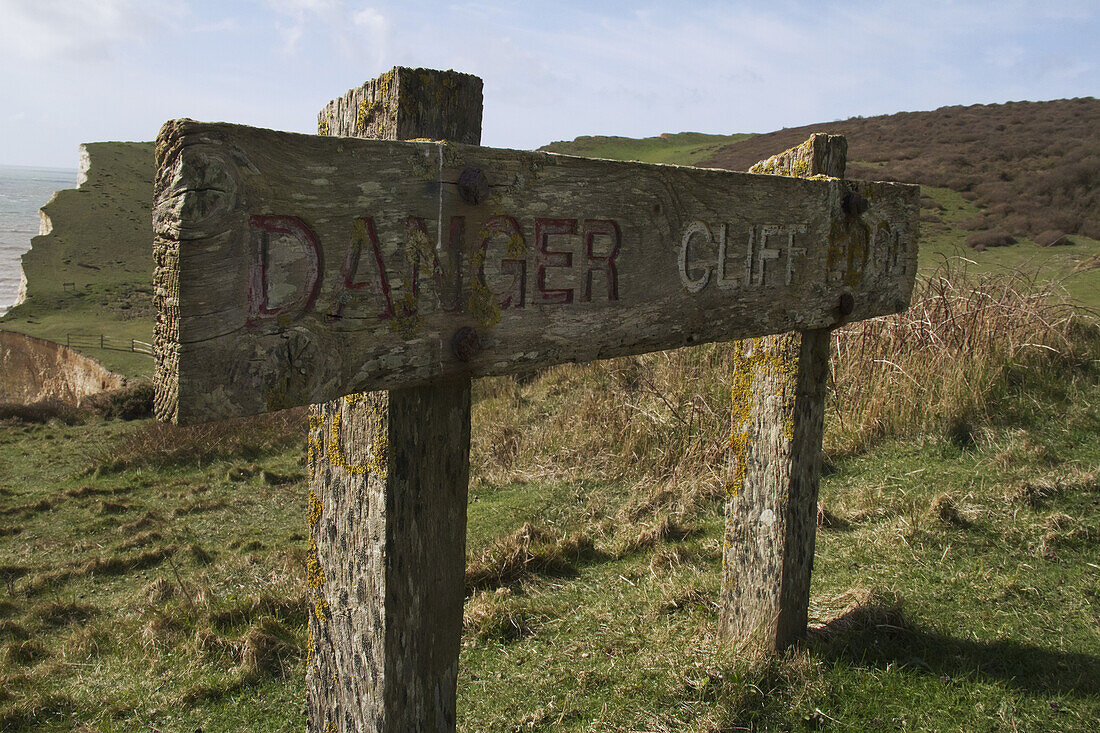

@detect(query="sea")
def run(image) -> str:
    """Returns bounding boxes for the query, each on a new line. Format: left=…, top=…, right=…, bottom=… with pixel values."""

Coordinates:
left=0, top=164, right=77, bottom=316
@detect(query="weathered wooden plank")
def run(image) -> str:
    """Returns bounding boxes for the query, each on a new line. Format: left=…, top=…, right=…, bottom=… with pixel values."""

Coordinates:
left=306, top=69, right=478, bottom=733
left=153, top=125, right=918, bottom=424
left=720, top=134, right=847, bottom=651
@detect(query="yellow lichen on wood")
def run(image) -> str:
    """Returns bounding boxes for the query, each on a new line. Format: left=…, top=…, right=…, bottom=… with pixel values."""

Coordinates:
left=727, top=335, right=799, bottom=497
left=467, top=279, right=502, bottom=328
left=306, top=535, right=329, bottom=621
left=327, top=398, right=388, bottom=478
left=307, top=490, right=324, bottom=527
left=307, top=413, right=325, bottom=469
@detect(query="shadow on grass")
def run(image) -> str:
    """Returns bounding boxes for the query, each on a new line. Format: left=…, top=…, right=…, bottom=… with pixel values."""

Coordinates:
left=810, top=619, right=1100, bottom=699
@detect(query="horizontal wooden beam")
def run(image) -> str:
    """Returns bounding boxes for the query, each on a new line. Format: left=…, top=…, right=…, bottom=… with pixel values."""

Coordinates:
left=153, top=119, right=918, bottom=424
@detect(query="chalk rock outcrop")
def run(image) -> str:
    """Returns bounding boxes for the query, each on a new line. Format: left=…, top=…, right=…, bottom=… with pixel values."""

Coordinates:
left=0, top=330, right=125, bottom=404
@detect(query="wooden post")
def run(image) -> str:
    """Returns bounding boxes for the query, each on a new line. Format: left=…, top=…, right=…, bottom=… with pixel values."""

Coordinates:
left=305, top=68, right=482, bottom=733
left=721, top=134, right=847, bottom=651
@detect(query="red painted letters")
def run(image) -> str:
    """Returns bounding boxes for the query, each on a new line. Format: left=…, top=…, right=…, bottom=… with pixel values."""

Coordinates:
left=247, top=215, right=323, bottom=327
left=326, top=217, right=394, bottom=322
left=248, top=213, right=623, bottom=329
left=534, top=218, right=576, bottom=305
left=582, top=219, right=620, bottom=302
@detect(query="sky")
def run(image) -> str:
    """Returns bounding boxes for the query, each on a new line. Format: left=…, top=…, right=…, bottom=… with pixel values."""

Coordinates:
left=0, top=0, right=1097, bottom=168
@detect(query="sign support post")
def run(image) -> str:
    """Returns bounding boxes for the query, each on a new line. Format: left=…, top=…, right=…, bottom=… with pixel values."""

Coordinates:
left=720, top=134, right=848, bottom=650
left=304, top=68, right=482, bottom=732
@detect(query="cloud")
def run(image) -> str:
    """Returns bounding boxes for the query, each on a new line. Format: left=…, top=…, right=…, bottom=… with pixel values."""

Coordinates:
left=263, top=0, right=388, bottom=59
left=0, top=0, right=180, bottom=63
left=353, top=7, right=386, bottom=35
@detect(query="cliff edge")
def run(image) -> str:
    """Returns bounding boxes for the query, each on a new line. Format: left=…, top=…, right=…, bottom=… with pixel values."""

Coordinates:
left=0, top=141, right=156, bottom=377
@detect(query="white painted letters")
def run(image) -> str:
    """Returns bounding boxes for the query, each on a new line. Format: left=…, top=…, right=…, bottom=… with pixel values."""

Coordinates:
left=679, top=221, right=807, bottom=293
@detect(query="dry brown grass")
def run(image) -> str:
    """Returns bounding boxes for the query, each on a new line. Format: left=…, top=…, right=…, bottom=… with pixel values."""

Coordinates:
left=236, top=617, right=297, bottom=679
left=828, top=262, right=1095, bottom=454
left=471, top=263, right=1096, bottom=515
left=808, top=586, right=909, bottom=638
left=926, top=493, right=968, bottom=527
left=89, top=407, right=307, bottom=471
left=463, top=588, right=535, bottom=642
left=465, top=522, right=600, bottom=593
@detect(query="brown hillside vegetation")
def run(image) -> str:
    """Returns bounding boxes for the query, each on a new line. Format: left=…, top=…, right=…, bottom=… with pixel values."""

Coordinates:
left=701, top=97, right=1100, bottom=240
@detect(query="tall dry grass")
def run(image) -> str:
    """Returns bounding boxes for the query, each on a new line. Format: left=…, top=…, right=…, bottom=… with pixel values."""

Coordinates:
left=471, top=262, right=1099, bottom=507
left=89, top=407, right=308, bottom=471
left=829, top=262, right=1096, bottom=454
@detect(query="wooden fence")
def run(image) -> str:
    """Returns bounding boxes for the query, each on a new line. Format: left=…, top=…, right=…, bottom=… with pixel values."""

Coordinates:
left=65, top=333, right=153, bottom=356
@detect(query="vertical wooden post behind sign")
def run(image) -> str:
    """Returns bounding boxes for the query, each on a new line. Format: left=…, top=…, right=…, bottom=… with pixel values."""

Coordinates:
left=721, top=134, right=847, bottom=651
left=305, top=68, right=483, bottom=732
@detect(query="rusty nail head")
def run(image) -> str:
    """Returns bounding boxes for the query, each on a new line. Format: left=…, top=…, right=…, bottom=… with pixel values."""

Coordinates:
left=842, top=191, right=869, bottom=217
left=838, top=293, right=855, bottom=317
left=458, top=168, right=489, bottom=205
left=451, top=326, right=481, bottom=362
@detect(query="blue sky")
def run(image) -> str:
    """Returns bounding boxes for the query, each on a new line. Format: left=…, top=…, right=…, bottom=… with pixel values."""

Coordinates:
left=1, top=0, right=1096, bottom=168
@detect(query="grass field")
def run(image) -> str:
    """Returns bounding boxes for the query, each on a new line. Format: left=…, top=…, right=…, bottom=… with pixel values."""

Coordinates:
left=2, top=132, right=1098, bottom=730
left=1, top=270, right=1097, bottom=730
left=540, top=131, right=754, bottom=166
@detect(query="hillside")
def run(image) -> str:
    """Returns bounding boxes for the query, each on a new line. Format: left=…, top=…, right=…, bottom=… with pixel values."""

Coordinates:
left=540, top=131, right=753, bottom=165
left=545, top=98, right=1100, bottom=311
left=701, top=98, right=1099, bottom=238
left=0, top=142, right=155, bottom=377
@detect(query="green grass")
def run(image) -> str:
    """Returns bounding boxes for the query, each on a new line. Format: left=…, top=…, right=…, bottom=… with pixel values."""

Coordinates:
left=1, top=324, right=1097, bottom=730
left=914, top=184, right=1100, bottom=313
left=540, top=131, right=755, bottom=166
left=2, top=130, right=1098, bottom=730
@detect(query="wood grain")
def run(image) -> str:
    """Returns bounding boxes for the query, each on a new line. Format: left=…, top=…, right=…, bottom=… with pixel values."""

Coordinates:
left=720, top=134, right=846, bottom=651
left=153, top=126, right=918, bottom=424
left=317, top=66, right=482, bottom=144
left=305, top=69, right=478, bottom=733
left=306, top=384, right=471, bottom=732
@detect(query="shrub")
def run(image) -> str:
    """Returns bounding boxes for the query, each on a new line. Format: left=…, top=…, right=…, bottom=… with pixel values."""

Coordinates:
left=88, top=382, right=154, bottom=420
left=1036, top=229, right=1071, bottom=247
left=965, top=230, right=1016, bottom=250
left=0, top=400, right=85, bottom=424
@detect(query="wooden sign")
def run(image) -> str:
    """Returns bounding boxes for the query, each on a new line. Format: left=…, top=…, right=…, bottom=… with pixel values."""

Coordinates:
left=153, top=119, right=919, bottom=424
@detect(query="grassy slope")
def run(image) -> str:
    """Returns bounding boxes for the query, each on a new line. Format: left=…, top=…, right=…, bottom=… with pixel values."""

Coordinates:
left=0, top=142, right=155, bottom=378
left=2, top=123, right=1098, bottom=730
left=916, top=184, right=1100, bottom=312
left=1, top=330, right=1097, bottom=731
left=539, top=131, right=754, bottom=165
